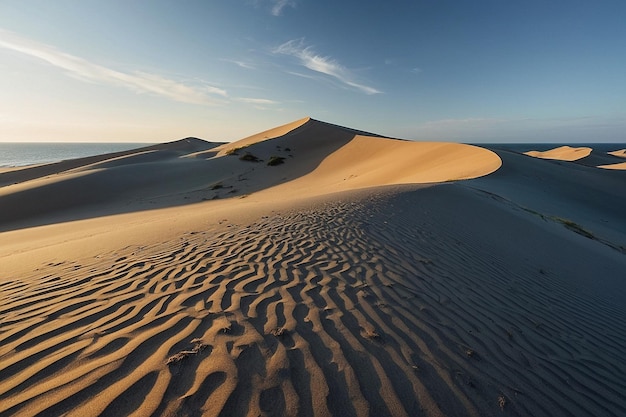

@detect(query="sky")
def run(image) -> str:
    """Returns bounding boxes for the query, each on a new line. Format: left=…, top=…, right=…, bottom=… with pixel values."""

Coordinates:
left=0, top=0, right=625, bottom=143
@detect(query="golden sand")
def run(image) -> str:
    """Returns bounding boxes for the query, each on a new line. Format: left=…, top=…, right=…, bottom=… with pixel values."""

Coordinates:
left=1, top=119, right=625, bottom=417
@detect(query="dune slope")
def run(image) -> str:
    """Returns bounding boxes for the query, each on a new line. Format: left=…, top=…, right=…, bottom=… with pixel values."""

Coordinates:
left=524, top=145, right=592, bottom=161
left=522, top=144, right=626, bottom=170
left=608, top=149, right=626, bottom=158
left=1, top=119, right=625, bottom=417
left=0, top=118, right=499, bottom=232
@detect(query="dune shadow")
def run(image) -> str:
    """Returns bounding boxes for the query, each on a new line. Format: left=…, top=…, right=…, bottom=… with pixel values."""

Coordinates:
left=0, top=120, right=359, bottom=232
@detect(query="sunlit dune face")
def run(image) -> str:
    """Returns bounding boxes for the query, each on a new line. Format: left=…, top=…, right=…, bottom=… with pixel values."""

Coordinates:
left=524, top=146, right=592, bottom=162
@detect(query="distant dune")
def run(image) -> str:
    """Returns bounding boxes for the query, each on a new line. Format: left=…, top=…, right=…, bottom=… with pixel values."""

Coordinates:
left=525, top=145, right=626, bottom=170
left=601, top=149, right=626, bottom=169
left=608, top=149, right=626, bottom=158
left=597, top=161, right=626, bottom=170
left=524, top=145, right=592, bottom=161
left=1, top=118, right=625, bottom=417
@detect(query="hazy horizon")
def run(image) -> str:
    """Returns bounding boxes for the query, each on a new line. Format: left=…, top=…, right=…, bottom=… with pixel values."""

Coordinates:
left=1, top=1, right=625, bottom=144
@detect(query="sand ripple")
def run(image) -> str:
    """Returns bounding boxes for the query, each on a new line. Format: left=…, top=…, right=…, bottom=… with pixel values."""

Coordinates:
left=2, top=187, right=625, bottom=417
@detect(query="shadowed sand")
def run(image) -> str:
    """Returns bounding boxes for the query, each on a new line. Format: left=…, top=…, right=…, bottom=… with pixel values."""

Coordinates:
left=1, top=119, right=626, bottom=417
left=598, top=147, right=626, bottom=170
left=0, top=118, right=500, bottom=232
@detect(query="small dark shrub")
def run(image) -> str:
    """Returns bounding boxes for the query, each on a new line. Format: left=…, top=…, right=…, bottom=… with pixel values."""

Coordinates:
left=239, top=152, right=260, bottom=162
left=556, top=218, right=594, bottom=239
left=267, top=156, right=285, bottom=166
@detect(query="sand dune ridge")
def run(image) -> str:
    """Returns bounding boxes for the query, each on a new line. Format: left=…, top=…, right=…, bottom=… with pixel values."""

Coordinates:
left=1, top=119, right=625, bottom=417
left=0, top=118, right=501, bottom=232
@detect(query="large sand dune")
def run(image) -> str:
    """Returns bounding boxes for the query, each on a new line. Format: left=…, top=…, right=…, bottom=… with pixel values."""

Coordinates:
left=1, top=119, right=625, bottom=417
left=0, top=118, right=500, bottom=232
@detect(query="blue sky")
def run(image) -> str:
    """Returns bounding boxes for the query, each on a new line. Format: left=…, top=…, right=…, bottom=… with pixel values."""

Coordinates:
left=0, top=0, right=625, bottom=143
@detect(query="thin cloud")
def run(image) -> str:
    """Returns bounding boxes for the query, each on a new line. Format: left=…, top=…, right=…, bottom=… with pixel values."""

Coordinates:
left=0, top=29, right=227, bottom=105
left=286, top=71, right=319, bottom=80
left=236, top=97, right=278, bottom=105
left=273, top=39, right=382, bottom=95
left=271, top=0, right=296, bottom=16
left=221, top=58, right=256, bottom=70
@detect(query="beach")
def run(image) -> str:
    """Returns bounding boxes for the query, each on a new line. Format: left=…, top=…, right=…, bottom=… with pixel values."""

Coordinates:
left=1, top=118, right=625, bottom=417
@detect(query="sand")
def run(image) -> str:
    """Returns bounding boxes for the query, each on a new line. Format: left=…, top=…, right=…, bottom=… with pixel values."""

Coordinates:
left=600, top=148, right=626, bottom=169
left=1, top=118, right=626, bottom=417
left=597, top=161, right=626, bottom=170
left=608, top=149, right=626, bottom=158
left=524, top=145, right=592, bottom=161
left=524, top=145, right=626, bottom=171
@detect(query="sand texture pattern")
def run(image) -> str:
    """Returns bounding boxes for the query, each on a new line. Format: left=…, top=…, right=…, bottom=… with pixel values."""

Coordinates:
left=1, top=119, right=626, bottom=417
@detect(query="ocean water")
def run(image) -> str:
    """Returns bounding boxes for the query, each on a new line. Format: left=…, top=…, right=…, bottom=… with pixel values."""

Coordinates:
left=0, top=143, right=152, bottom=167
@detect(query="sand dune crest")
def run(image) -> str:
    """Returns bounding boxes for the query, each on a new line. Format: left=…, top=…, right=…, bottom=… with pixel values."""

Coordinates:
left=266, top=135, right=502, bottom=197
left=1, top=118, right=625, bottom=417
left=0, top=118, right=502, bottom=232
left=597, top=161, right=626, bottom=170
left=524, top=145, right=592, bottom=161
left=608, top=149, right=626, bottom=158
left=213, top=117, right=312, bottom=157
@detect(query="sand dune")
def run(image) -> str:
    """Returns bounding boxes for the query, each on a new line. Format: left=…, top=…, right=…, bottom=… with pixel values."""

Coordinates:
left=523, top=145, right=626, bottom=171
left=1, top=119, right=626, bottom=417
left=0, top=139, right=222, bottom=188
left=524, top=145, right=592, bottom=161
left=0, top=119, right=499, bottom=232
left=268, top=136, right=501, bottom=197
left=608, top=149, right=626, bottom=158
left=212, top=117, right=313, bottom=157
left=597, top=161, right=626, bottom=170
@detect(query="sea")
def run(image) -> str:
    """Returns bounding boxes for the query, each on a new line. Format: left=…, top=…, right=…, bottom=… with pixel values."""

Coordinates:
left=0, top=143, right=152, bottom=168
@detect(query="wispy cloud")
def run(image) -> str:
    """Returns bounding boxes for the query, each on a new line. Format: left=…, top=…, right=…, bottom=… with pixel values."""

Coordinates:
left=221, top=58, right=256, bottom=70
left=234, top=97, right=279, bottom=111
left=271, top=0, right=296, bottom=16
left=0, top=29, right=227, bottom=105
left=285, top=71, right=318, bottom=80
left=273, top=39, right=382, bottom=95
left=251, top=0, right=296, bottom=16
left=236, top=97, right=278, bottom=105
